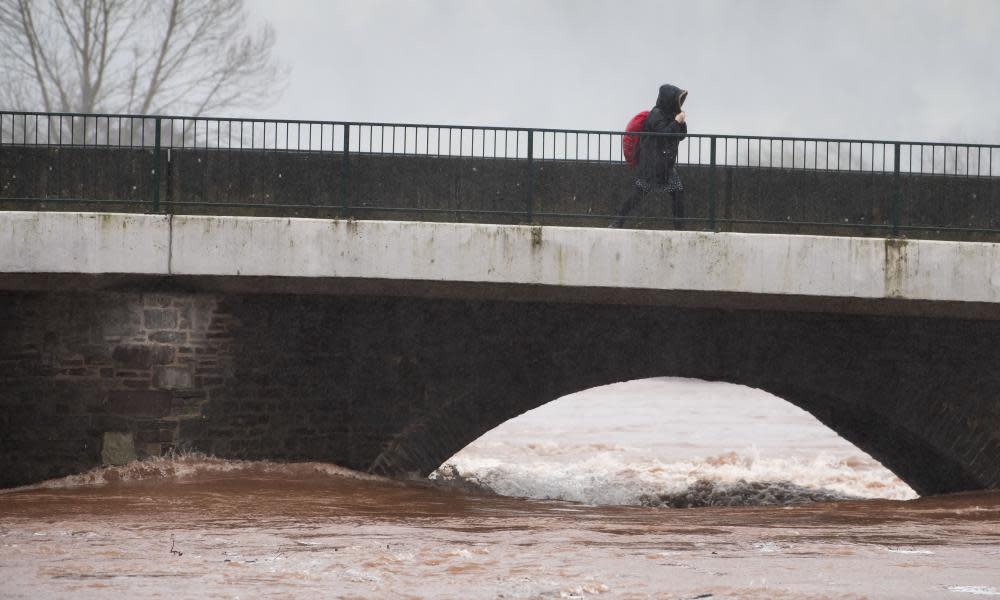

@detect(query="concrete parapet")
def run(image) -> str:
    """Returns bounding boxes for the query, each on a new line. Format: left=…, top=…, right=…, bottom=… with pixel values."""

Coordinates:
left=3, top=211, right=1000, bottom=317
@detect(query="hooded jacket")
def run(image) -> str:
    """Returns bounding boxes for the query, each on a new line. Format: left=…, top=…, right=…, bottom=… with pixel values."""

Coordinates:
left=636, top=84, right=688, bottom=186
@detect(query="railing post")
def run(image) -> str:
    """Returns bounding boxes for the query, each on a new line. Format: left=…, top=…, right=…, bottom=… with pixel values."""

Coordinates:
left=892, top=142, right=901, bottom=237
left=708, top=136, right=717, bottom=231
left=525, top=129, right=535, bottom=222
left=152, top=117, right=162, bottom=213
left=341, top=124, right=350, bottom=218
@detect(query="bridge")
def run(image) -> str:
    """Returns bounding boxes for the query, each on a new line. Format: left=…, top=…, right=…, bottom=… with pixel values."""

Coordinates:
left=2, top=111, right=1000, bottom=496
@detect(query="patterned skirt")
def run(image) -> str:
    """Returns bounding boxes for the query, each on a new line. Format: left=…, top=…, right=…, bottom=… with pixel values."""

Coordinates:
left=634, top=168, right=684, bottom=194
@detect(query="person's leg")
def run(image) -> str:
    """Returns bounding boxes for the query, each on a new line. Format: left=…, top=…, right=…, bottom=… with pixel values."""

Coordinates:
left=610, top=184, right=646, bottom=228
left=671, top=190, right=685, bottom=230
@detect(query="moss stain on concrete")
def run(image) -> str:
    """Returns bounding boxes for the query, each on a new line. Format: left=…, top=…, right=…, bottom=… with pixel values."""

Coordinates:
left=98, top=213, right=115, bottom=231
left=345, top=219, right=359, bottom=236
left=884, top=238, right=909, bottom=298
left=530, top=225, right=543, bottom=250
left=555, top=246, right=566, bottom=284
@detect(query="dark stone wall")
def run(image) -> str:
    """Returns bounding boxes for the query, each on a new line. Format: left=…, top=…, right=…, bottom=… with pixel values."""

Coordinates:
left=2, top=146, right=998, bottom=241
left=0, top=293, right=232, bottom=481
left=3, top=289, right=1000, bottom=496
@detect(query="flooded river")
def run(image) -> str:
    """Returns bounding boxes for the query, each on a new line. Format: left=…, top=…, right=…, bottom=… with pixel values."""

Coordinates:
left=2, top=379, right=999, bottom=598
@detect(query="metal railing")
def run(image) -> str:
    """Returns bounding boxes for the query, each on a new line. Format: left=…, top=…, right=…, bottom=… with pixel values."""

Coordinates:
left=1, top=110, right=999, bottom=239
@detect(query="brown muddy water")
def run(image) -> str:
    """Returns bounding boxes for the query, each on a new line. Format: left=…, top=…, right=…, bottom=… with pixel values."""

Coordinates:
left=1, top=458, right=999, bottom=599
left=2, top=379, right=999, bottom=598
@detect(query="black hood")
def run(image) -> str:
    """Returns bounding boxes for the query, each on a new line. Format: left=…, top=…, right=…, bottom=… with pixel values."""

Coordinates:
left=655, top=84, right=688, bottom=115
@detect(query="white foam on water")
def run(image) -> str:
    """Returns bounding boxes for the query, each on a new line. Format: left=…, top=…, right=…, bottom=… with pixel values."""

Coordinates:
left=434, top=377, right=918, bottom=506
left=435, top=446, right=912, bottom=506
left=888, top=547, right=935, bottom=555
left=2, top=453, right=381, bottom=492
left=948, top=587, right=1000, bottom=596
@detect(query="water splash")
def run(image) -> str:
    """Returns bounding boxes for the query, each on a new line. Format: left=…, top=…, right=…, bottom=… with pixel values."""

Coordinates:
left=433, top=447, right=915, bottom=507
left=1, top=453, right=381, bottom=493
left=433, top=378, right=919, bottom=507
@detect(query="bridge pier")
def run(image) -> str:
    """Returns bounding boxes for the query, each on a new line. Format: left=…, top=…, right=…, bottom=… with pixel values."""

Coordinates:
left=2, top=289, right=998, bottom=496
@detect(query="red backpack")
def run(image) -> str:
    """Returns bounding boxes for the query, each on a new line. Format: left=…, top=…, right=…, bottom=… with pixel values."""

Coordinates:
left=622, top=110, right=649, bottom=167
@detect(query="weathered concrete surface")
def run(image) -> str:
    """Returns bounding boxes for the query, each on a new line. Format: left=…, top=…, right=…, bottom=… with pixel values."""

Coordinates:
left=1, top=212, right=169, bottom=274
left=4, top=211, right=1000, bottom=318
left=2, top=290, right=1000, bottom=497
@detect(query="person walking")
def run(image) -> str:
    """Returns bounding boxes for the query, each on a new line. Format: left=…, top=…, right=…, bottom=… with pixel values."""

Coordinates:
left=611, top=84, right=688, bottom=228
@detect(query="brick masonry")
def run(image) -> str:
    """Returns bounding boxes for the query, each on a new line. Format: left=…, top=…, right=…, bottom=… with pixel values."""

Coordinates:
left=2, top=289, right=1000, bottom=496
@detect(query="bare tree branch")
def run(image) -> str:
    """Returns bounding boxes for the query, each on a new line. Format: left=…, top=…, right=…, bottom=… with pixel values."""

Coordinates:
left=12, top=0, right=55, bottom=111
left=0, top=0, right=287, bottom=115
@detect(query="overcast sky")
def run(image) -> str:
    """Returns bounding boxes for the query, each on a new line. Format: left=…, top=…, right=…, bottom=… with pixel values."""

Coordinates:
left=243, top=0, right=999, bottom=143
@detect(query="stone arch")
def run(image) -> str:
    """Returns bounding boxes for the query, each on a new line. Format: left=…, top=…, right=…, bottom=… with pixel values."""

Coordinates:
left=367, top=373, right=985, bottom=497
left=360, top=297, right=1000, bottom=497
left=3, top=291, right=1000, bottom=495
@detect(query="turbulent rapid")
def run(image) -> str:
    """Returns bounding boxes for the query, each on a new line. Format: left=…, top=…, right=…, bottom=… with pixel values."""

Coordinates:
left=433, top=378, right=916, bottom=507
left=4, top=378, right=998, bottom=599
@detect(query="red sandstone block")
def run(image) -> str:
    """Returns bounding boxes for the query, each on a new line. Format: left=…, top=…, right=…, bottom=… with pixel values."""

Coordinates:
left=114, top=370, right=147, bottom=377
left=58, top=368, right=92, bottom=377
left=144, top=309, right=178, bottom=330
left=106, top=390, right=172, bottom=417
left=112, top=344, right=175, bottom=369
left=153, top=366, right=193, bottom=390
left=148, top=331, right=187, bottom=344
left=135, top=427, right=176, bottom=443
left=144, top=295, right=174, bottom=308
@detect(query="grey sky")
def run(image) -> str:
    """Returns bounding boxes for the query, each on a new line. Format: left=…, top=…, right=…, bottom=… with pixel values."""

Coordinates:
left=244, top=0, right=999, bottom=143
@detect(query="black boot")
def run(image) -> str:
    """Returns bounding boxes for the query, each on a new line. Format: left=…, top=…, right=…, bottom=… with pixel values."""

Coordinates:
left=611, top=187, right=645, bottom=228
